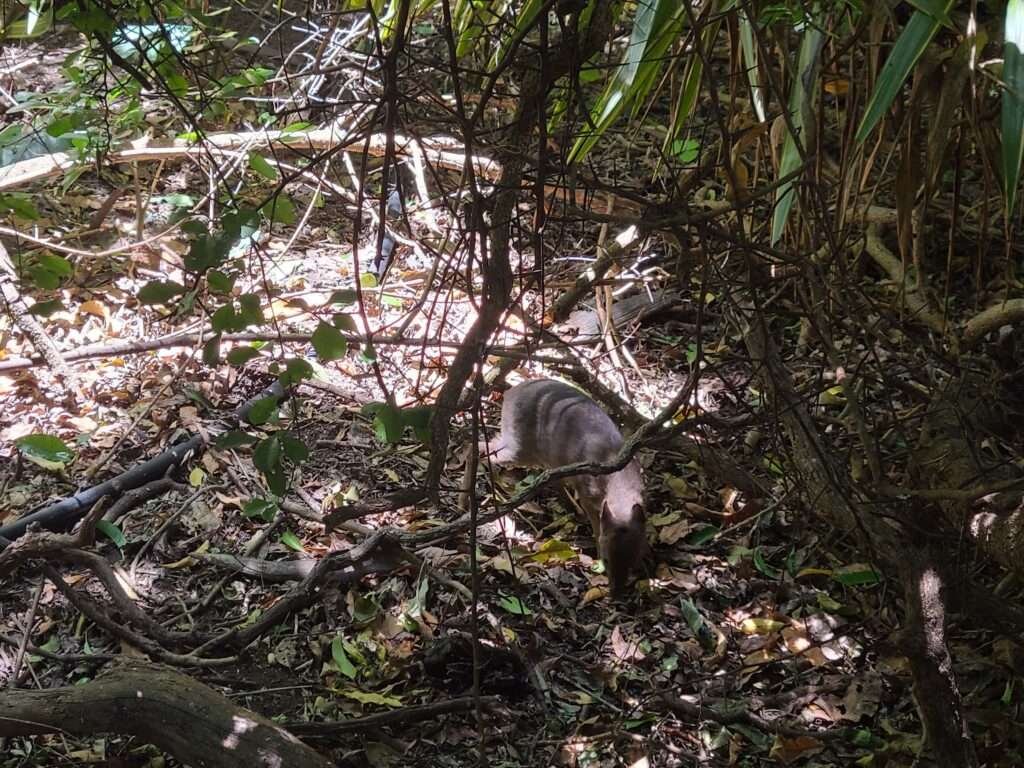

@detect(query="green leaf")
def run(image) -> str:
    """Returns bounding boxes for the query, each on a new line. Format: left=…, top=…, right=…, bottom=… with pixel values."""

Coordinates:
left=401, top=405, right=433, bottom=443
left=243, top=497, right=277, bottom=522
left=202, top=334, right=221, bottom=365
left=854, top=2, right=955, bottom=144
left=28, top=299, right=63, bottom=317
left=771, top=13, right=824, bottom=245
left=1004, top=0, right=1024, bottom=213
left=207, top=269, right=235, bottom=294
left=279, top=530, right=305, bottom=552
left=333, top=313, right=357, bottom=331
left=28, top=266, right=60, bottom=290
left=359, top=272, right=378, bottom=289
left=260, top=194, right=296, bottom=225
left=216, top=430, right=258, bottom=449
left=15, top=434, right=74, bottom=469
left=249, top=152, right=278, bottom=181
left=253, top=434, right=282, bottom=473
left=570, top=0, right=687, bottom=162
left=37, top=254, right=71, bottom=280
left=329, top=289, right=357, bottom=305
left=331, top=636, right=358, bottom=679
left=752, top=547, right=781, bottom=579
left=210, top=304, right=236, bottom=333
left=226, top=346, right=261, bottom=365
left=279, top=358, right=314, bottom=387
left=832, top=564, right=882, bottom=587
left=497, top=594, right=531, bottom=615
left=670, top=138, right=700, bottom=163
left=237, top=293, right=264, bottom=327
left=280, top=434, right=309, bottom=463
left=686, top=525, right=719, bottom=546
left=381, top=294, right=403, bottom=308
left=46, top=115, right=77, bottom=137
left=373, top=404, right=403, bottom=444
left=311, top=321, right=349, bottom=361
left=138, top=280, right=186, bottom=305
left=0, top=193, right=40, bottom=220
left=738, top=9, right=765, bottom=122
left=247, top=396, right=280, bottom=425
left=96, top=520, right=126, bottom=548
left=254, top=434, right=286, bottom=496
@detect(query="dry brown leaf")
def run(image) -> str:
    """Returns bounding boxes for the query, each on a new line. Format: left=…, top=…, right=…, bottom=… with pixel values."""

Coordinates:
left=610, top=625, right=646, bottom=662
left=769, top=734, right=824, bottom=765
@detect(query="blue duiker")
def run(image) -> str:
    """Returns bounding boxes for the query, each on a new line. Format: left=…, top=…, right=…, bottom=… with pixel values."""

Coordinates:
left=472, top=378, right=647, bottom=597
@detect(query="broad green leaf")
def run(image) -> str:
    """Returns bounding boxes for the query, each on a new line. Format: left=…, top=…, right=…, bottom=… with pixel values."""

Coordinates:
left=333, top=313, right=357, bottom=331
left=279, top=358, right=314, bottom=387
left=854, top=2, right=955, bottom=143
left=247, top=396, right=280, bottom=425
left=207, top=269, right=235, bottom=294
left=329, top=289, right=357, bottom=305
left=249, top=153, right=278, bottom=181
left=211, top=305, right=236, bottom=333
left=237, top=293, right=263, bottom=326
left=243, top=497, right=277, bottom=522
left=202, top=334, right=221, bottom=365
left=28, top=299, right=63, bottom=316
left=311, top=321, right=349, bottom=361
left=373, top=404, right=403, bottom=444
left=0, top=193, right=40, bottom=220
left=15, top=434, right=74, bottom=469
left=401, top=405, right=433, bottom=442
left=280, top=434, right=309, bottom=463
left=216, top=430, right=258, bottom=449
left=1003, top=0, right=1024, bottom=213
left=138, top=280, right=187, bottom=304
left=280, top=530, right=305, bottom=552
left=227, top=346, right=261, bottom=365
left=260, top=194, right=296, bottom=225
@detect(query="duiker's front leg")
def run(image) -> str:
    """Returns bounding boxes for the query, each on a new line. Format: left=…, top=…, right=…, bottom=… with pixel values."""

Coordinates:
left=458, top=437, right=517, bottom=511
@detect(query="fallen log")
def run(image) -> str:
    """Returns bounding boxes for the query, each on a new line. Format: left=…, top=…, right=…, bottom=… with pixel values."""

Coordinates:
left=0, top=660, right=334, bottom=768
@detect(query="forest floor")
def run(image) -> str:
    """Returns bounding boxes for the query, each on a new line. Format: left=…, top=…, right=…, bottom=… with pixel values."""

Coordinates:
left=1, top=24, right=1020, bottom=768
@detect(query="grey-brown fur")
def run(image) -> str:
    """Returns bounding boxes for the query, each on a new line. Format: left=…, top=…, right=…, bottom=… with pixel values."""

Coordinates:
left=476, top=378, right=647, bottom=597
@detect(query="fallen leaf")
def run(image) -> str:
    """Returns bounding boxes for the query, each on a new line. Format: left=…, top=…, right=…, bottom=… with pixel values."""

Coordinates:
left=610, top=625, right=646, bottom=662
left=769, top=734, right=824, bottom=764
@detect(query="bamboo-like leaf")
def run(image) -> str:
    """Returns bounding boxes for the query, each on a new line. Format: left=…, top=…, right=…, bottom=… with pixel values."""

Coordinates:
left=569, top=0, right=688, bottom=163
left=663, top=12, right=723, bottom=159
left=738, top=9, right=766, bottom=122
left=854, top=1, right=955, bottom=143
left=1002, top=0, right=1024, bottom=213
left=489, top=0, right=545, bottom=70
left=771, top=13, right=824, bottom=245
